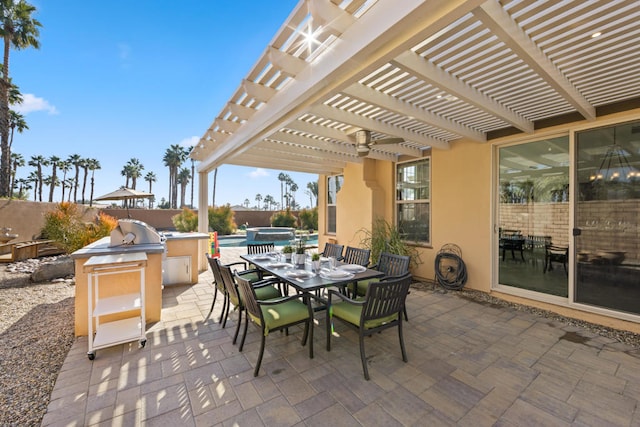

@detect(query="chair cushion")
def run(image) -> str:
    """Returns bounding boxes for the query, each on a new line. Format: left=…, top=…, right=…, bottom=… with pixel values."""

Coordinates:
left=255, top=285, right=281, bottom=301
left=241, top=271, right=262, bottom=283
left=350, top=278, right=375, bottom=296
left=331, top=301, right=398, bottom=329
left=258, top=300, right=309, bottom=335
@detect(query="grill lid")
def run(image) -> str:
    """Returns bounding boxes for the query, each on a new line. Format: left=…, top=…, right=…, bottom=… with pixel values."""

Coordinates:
left=109, top=219, right=164, bottom=247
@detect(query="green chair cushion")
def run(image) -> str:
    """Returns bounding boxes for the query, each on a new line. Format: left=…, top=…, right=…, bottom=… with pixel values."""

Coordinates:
left=350, top=278, right=375, bottom=297
left=249, top=299, right=309, bottom=335
left=230, top=285, right=280, bottom=308
left=331, top=301, right=398, bottom=329
left=255, top=285, right=281, bottom=301
left=241, top=271, right=262, bottom=283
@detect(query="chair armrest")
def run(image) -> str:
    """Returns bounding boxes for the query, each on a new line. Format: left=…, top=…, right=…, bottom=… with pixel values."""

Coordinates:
left=258, top=293, right=309, bottom=306
left=225, top=261, right=248, bottom=270
left=251, top=277, right=281, bottom=288
left=327, top=289, right=364, bottom=306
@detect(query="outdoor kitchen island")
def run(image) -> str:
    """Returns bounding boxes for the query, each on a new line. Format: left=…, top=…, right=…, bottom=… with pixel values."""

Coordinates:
left=71, top=219, right=209, bottom=336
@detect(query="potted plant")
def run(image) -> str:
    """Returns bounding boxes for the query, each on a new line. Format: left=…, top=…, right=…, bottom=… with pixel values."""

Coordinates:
left=359, top=217, right=422, bottom=269
left=292, top=233, right=307, bottom=266
left=311, top=252, right=321, bottom=272
left=282, top=245, right=293, bottom=262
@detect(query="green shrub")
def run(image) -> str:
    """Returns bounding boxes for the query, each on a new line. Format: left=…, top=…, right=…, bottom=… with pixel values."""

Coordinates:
left=41, top=203, right=118, bottom=253
left=298, top=207, right=318, bottom=231
left=208, top=204, right=236, bottom=235
left=270, top=208, right=297, bottom=228
left=358, top=217, right=422, bottom=269
left=172, top=208, right=198, bottom=232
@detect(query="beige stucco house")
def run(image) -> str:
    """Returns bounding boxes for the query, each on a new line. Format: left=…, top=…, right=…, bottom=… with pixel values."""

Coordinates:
left=191, top=0, right=640, bottom=332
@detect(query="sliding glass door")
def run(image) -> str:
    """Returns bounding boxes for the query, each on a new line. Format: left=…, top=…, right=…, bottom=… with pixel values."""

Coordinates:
left=575, top=121, right=640, bottom=315
left=497, top=136, right=569, bottom=297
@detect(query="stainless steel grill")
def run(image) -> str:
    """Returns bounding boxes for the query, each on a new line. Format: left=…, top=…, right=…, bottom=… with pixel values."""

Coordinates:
left=109, top=219, right=165, bottom=247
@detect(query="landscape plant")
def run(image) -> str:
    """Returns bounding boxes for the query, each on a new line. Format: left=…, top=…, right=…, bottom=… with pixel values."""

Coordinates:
left=41, top=202, right=117, bottom=253
left=270, top=208, right=297, bottom=228
left=208, top=204, right=236, bottom=235
left=358, top=217, right=421, bottom=269
left=172, top=208, right=198, bottom=232
left=297, top=207, right=317, bottom=231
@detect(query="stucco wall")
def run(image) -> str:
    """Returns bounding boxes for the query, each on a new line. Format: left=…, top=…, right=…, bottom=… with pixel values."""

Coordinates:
left=0, top=200, right=99, bottom=244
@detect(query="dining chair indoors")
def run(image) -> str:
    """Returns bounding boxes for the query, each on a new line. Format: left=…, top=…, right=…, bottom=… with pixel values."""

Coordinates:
left=217, top=261, right=281, bottom=344
left=235, top=273, right=314, bottom=377
left=326, top=274, right=412, bottom=380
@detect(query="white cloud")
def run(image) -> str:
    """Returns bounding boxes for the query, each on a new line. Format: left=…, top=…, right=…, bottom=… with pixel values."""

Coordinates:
left=248, top=168, right=269, bottom=178
left=13, top=93, right=58, bottom=115
left=180, top=136, right=200, bottom=148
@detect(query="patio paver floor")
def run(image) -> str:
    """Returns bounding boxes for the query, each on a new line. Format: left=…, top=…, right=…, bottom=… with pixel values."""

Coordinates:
left=42, top=248, right=640, bottom=426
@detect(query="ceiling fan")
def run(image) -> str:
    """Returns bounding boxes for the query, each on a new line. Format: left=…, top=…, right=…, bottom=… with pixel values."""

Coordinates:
left=353, top=130, right=404, bottom=157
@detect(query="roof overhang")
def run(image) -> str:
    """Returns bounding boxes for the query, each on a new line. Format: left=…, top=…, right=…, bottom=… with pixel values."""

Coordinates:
left=192, top=0, right=640, bottom=176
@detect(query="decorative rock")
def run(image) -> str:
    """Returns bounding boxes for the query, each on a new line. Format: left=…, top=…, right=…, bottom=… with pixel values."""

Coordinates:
left=30, top=256, right=74, bottom=283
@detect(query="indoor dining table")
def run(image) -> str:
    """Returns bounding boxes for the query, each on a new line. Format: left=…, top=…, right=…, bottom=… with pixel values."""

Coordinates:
left=240, top=253, right=384, bottom=301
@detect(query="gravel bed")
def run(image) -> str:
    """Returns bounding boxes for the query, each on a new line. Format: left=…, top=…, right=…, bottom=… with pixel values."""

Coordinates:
left=0, top=258, right=75, bottom=427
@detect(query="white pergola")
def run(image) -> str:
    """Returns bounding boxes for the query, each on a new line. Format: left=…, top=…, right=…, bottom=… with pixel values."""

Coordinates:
left=192, top=0, right=640, bottom=227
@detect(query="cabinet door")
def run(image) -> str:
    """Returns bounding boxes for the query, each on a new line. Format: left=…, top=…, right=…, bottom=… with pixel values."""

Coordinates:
left=162, top=256, right=191, bottom=285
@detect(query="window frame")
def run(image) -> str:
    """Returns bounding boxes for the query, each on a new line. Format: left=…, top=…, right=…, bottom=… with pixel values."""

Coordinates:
left=326, top=174, right=343, bottom=235
left=395, top=157, right=431, bottom=246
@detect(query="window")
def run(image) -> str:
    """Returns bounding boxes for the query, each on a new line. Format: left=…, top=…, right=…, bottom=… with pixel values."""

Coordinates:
left=327, top=175, right=343, bottom=234
left=396, top=158, right=430, bottom=244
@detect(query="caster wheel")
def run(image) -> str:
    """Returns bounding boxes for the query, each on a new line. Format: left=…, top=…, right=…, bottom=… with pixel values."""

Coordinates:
left=140, top=339, right=147, bottom=348
left=88, top=352, right=95, bottom=360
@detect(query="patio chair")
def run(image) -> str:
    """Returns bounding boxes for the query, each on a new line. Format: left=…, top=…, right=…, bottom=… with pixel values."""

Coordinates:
left=235, top=272, right=314, bottom=377
left=349, top=252, right=410, bottom=297
left=544, top=243, right=569, bottom=275
left=204, top=254, right=261, bottom=324
left=342, top=246, right=371, bottom=267
left=321, top=242, right=344, bottom=260
left=326, top=274, right=412, bottom=380
left=217, top=261, right=281, bottom=343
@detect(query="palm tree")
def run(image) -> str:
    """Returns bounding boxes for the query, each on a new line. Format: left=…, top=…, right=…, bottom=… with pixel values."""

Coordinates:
left=162, top=144, right=187, bottom=209
left=144, top=171, right=156, bottom=208
left=212, top=168, right=218, bottom=207
left=120, top=163, right=132, bottom=188
left=43, top=174, right=58, bottom=200
left=79, top=158, right=90, bottom=203
left=9, top=151, right=23, bottom=198
left=255, top=193, right=262, bottom=210
left=126, top=158, right=144, bottom=190
left=28, top=154, right=45, bottom=201
left=58, top=160, right=70, bottom=202
left=8, top=109, right=27, bottom=151
left=47, top=155, right=60, bottom=202
left=15, top=176, right=29, bottom=199
left=263, top=194, right=276, bottom=210
left=0, top=0, right=41, bottom=197
left=306, top=181, right=318, bottom=206
left=290, top=182, right=298, bottom=209
left=67, top=154, right=82, bottom=202
left=27, top=170, right=37, bottom=200
left=177, top=167, right=191, bottom=208
left=278, top=172, right=287, bottom=209
left=243, top=198, right=250, bottom=208
left=86, top=158, right=100, bottom=206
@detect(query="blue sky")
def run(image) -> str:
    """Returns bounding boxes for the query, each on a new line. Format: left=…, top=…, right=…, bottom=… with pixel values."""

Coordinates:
left=11, top=0, right=318, bottom=208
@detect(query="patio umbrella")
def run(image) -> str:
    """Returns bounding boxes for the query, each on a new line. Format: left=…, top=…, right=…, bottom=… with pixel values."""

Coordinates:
left=95, top=187, right=154, bottom=218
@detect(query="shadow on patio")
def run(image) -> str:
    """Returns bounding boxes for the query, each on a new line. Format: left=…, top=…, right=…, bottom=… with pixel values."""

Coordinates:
left=42, top=249, right=640, bottom=426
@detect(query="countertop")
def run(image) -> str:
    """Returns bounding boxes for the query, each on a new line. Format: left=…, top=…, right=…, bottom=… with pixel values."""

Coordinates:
left=71, top=232, right=209, bottom=259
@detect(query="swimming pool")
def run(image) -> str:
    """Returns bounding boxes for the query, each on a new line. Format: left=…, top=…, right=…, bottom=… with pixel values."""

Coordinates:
left=218, top=234, right=318, bottom=248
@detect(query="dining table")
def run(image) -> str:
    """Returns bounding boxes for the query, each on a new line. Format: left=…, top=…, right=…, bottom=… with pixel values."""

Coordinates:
left=240, top=252, right=384, bottom=306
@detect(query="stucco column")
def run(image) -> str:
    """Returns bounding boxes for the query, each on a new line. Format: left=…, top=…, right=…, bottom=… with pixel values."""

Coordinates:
left=336, top=158, right=392, bottom=248
left=197, top=171, right=209, bottom=272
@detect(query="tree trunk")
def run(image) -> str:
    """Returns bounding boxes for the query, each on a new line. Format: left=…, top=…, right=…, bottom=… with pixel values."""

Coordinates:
left=0, top=36, right=12, bottom=197
left=212, top=168, right=218, bottom=207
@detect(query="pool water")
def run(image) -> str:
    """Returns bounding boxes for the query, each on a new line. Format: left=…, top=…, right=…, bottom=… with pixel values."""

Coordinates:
left=218, top=235, right=318, bottom=248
